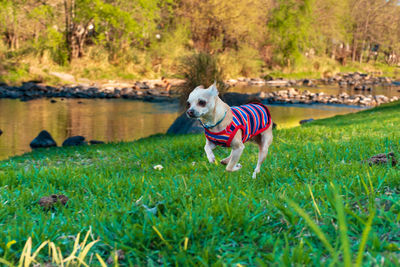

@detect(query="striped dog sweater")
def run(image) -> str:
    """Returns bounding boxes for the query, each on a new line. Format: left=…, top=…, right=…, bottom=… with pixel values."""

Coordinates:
left=204, top=103, right=272, bottom=147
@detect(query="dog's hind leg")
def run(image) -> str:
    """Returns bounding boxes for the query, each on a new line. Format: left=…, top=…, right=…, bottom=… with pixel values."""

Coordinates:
left=252, top=127, right=273, bottom=179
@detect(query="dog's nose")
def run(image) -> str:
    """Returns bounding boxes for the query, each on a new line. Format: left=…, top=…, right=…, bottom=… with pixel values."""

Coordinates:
left=187, top=109, right=194, bottom=117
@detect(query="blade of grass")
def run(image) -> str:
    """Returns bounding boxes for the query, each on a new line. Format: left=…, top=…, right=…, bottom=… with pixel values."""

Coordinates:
left=308, top=184, right=321, bottom=217
left=95, top=254, right=108, bottom=267
left=286, top=199, right=334, bottom=254
left=355, top=210, right=375, bottom=267
left=332, top=184, right=352, bottom=267
left=0, top=258, right=13, bottom=266
left=152, top=226, right=172, bottom=249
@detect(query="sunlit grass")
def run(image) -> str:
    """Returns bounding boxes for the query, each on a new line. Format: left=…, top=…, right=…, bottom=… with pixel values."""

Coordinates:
left=0, top=229, right=109, bottom=267
left=0, top=101, right=399, bottom=265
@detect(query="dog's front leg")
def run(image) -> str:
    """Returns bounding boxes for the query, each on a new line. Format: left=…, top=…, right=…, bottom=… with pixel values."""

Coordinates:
left=204, top=139, right=216, bottom=163
left=226, top=132, right=244, bottom=172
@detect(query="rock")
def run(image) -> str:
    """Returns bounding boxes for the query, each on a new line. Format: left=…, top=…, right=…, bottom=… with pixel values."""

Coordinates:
left=365, top=152, right=397, bottom=167
left=62, top=136, right=87, bottom=147
left=20, top=82, right=38, bottom=91
left=30, top=130, right=57, bottom=149
left=50, top=99, right=57, bottom=103
left=338, top=80, right=347, bottom=87
left=38, top=194, right=69, bottom=210
left=390, top=96, right=399, bottom=102
left=0, top=129, right=2, bottom=136
left=266, top=80, right=289, bottom=87
left=221, top=92, right=252, bottom=106
left=167, top=113, right=204, bottom=134
left=263, top=74, right=274, bottom=81
left=90, top=140, right=105, bottom=145
left=249, top=78, right=266, bottom=85
left=302, top=79, right=313, bottom=86
left=300, top=118, right=314, bottom=124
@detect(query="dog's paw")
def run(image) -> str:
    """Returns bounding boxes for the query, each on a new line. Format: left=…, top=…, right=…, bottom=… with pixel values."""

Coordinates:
left=207, top=156, right=215, bottom=164
left=220, top=157, right=230, bottom=165
left=252, top=168, right=261, bottom=179
left=226, top=163, right=242, bottom=172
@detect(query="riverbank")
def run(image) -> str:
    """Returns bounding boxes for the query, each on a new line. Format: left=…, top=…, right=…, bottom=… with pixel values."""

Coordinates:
left=1, top=72, right=400, bottom=106
left=1, top=101, right=399, bottom=265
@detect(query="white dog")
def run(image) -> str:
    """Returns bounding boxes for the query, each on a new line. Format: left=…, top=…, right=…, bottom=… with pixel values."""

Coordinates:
left=186, top=82, right=273, bottom=178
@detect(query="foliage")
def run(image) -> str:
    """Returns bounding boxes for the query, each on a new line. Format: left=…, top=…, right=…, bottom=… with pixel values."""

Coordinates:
left=0, top=101, right=400, bottom=265
left=0, top=0, right=400, bottom=83
left=267, top=0, right=318, bottom=67
left=178, top=52, right=226, bottom=106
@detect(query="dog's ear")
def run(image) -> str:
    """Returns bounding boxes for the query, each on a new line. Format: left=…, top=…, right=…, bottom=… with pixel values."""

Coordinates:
left=209, top=81, right=219, bottom=96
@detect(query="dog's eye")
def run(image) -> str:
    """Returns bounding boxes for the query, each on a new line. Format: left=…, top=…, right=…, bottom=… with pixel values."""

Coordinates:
left=186, top=102, right=191, bottom=109
left=198, top=100, right=206, bottom=107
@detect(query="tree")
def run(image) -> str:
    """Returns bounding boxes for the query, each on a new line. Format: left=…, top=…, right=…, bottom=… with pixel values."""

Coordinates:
left=267, top=0, right=314, bottom=67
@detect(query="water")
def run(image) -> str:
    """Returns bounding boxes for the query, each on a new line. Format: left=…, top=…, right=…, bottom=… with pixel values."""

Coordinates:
left=0, top=96, right=363, bottom=160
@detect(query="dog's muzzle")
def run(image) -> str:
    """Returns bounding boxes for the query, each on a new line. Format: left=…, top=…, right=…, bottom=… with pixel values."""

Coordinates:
left=187, top=109, right=196, bottom=118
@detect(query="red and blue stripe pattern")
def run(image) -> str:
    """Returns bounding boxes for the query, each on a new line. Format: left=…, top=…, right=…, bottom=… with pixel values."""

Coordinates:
left=204, top=103, right=272, bottom=147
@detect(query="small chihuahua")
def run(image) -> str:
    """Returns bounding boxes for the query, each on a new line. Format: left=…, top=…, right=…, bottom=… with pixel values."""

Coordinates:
left=186, top=82, right=273, bottom=178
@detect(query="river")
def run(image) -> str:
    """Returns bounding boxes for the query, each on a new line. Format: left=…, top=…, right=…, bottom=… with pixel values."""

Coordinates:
left=0, top=95, right=364, bottom=160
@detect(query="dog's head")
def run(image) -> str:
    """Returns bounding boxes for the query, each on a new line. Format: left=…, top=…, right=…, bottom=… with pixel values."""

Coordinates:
left=186, top=82, right=219, bottom=119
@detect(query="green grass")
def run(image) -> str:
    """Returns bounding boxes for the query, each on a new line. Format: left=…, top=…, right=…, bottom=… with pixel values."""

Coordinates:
left=1, top=102, right=400, bottom=266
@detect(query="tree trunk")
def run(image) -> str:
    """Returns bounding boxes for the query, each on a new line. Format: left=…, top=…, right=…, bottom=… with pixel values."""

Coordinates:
left=359, top=39, right=365, bottom=63
left=351, top=38, right=357, bottom=62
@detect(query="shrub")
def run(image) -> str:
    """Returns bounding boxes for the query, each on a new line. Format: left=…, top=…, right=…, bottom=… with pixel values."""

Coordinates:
left=178, top=52, right=227, bottom=107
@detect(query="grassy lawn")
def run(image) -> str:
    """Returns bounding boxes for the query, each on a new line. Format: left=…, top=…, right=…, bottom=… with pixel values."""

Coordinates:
left=1, top=102, right=400, bottom=266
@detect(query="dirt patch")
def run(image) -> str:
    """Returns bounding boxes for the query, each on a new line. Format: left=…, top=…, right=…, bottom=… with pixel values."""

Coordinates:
left=365, top=152, right=397, bottom=167
left=38, top=194, right=69, bottom=210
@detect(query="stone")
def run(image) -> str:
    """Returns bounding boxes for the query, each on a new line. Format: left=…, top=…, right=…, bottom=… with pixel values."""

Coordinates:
left=20, top=82, right=37, bottom=91
left=30, top=130, right=57, bottom=149
left=263, top=74, right=274, bottom=81
left=300, top=118, right=314, bottom=124
left=221, top=92, right=252, bottom=106
left=266, top=80, right=289, bottom=87
left=167, top=113, right=204, bottom=134
left=89, top=140, right=105, bottom=145
left=302, top=79, right=313, bottom=86
left=62, top=136, right=87, bottom=147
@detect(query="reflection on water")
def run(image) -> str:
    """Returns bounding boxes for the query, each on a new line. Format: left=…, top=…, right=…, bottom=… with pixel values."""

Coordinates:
left=0, top=99, right=180, bottom=160
left=268, top=103, right=362, bottom=128
left=0, top=98, right=362, bottom=160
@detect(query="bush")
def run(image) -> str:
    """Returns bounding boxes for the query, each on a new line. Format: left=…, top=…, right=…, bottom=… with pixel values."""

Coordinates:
left=178, top=52, right=227, bottom=107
